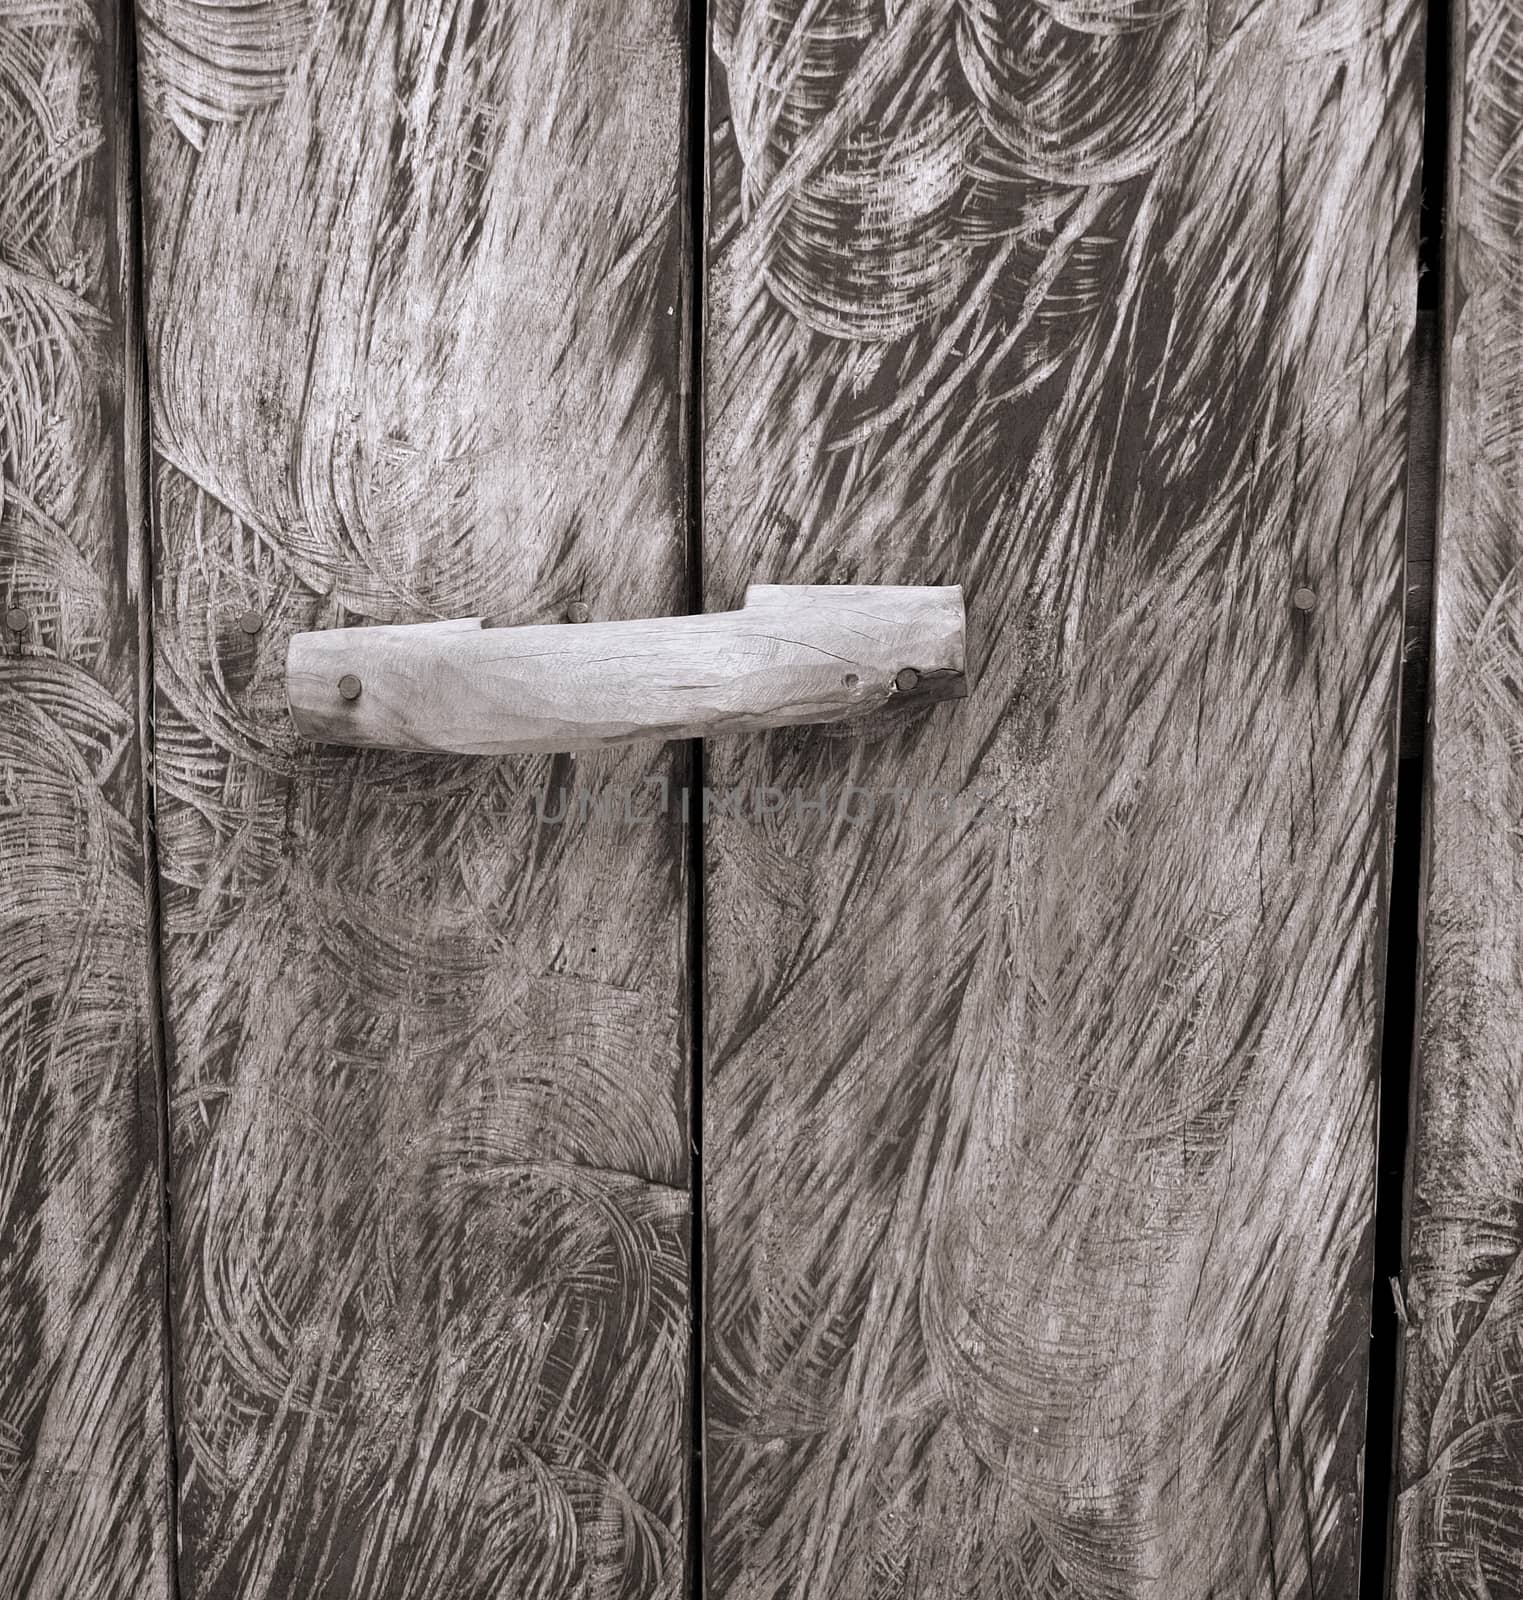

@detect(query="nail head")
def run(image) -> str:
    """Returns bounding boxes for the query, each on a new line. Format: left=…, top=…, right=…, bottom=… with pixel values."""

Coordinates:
left=895, top=667, right=920, bottom=694
left=5, top=606, right=29, bottom=633
left=567, top=600, right=592, bottom=624
left=238, top=608, right=264, bottom=635
left=1292, top=586, right=1318, bottom=612
left=338, top=673, right=363, bottom=702
left=843, top=672, right=859, bottom=690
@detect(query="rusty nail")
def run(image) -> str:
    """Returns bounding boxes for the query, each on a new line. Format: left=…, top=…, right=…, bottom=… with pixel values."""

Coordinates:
left=5, top=606, right=29, bottom=632
left=895, top=667, right=920, bottom=693
left=566, top=600, right=592, bottom=624
left=1292, top=586, right=1317, bottom=612
left=238, top=608, right=264, bottom=635
left=338, top=673, right=363, bottom=702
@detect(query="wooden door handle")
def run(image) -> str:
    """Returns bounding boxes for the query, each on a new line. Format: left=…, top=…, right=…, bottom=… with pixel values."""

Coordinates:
left=286, top=584, right=966, bottom=754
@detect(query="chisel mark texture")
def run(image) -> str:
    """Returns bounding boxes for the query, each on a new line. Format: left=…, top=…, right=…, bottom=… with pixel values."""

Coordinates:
left=0, top=2, right=172, bottom=1596
left=703, top=1, right=1420, bottom=1595
left=134, top=1, right=692, bottom=1595
left=1397, top=2, right=1523, bottom=1594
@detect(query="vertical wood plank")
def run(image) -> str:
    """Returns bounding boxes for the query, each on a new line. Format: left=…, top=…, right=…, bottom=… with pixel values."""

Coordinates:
left=133, top=2, right=692, bottom=1594
left=1396, top=1, right=1523, bottom=1591
left=0, top=1, right=172, bottom=1595
left=702, top=4, right=1421, bottom=1595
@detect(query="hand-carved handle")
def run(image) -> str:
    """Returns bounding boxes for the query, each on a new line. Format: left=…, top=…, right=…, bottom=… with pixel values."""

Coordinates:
left=286, top=584, right=965, bottom=754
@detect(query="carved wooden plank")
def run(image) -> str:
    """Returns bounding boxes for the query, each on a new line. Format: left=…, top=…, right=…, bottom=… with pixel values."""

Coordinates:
left=0, top=2, right=172, bottom=1595
left=1396, top=2, right=1523, bottom=1591
left=702, top=4, right=1421, bottom=1595
left=132, top=1, right=692, bottom=1593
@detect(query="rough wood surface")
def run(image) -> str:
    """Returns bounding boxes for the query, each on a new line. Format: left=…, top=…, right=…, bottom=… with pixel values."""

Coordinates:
left=287, top=585, right=965, bottom=753
left=701, top=4, right=1421, bottom=1596
left=133, top=1, right=692, bottom=1594
left=0, top=2, right=171, bottom=1596
left=1400, top=309, right=1439, bottom=762
left=1396, top=2, right=1523, bottom=1593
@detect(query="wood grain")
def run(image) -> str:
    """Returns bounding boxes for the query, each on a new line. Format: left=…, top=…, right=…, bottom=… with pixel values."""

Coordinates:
left=701, top=3, right=1421, bottom=1595
left=287, top=585, right=965, bottom=753
left=0, top=1, right=172, bottom=1595
left=1396, top=2, right=1523, bottom=1593
left=133, top=1, right=693, bottom=1594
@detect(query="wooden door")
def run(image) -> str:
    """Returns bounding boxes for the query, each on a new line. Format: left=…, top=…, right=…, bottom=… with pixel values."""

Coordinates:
left=131, top=1, right=694, bottom=1595
left=0, top=3, right=172, bottom=1595
left=12, top=2, right=1511, bottom=1597
left=700, top=4, right=1423, bottom=1596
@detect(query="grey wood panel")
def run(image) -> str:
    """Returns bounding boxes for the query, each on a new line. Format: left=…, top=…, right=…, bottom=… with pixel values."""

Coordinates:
left=701, top=3, right=1422, bottom=1595
left=133, top=1, right=693, bottom=1594
left=1397, top=1, right=1523, bottom=1592
left=0, top=2, right=172, bottom=1595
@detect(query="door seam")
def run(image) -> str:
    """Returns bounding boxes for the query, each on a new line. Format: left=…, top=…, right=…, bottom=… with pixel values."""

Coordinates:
left=1359, top=2, right=1448, bottom=1590
left=119, top=2, right=184, bottom=1593
left=685, top=2, right=710, bottom=1595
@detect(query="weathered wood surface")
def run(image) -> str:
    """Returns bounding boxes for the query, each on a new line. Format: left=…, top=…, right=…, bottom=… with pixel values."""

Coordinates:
left=702, top=3, right=1420, bottom=1596
left=0, top=2, right=172, bottom=1596
left=1400, top=309, right=1439, bottom=762
left=287, top=585, right=965, bottom=753
left=1396, top=3, right=1523, bottom=1593
left=133, top=1, right=692, bottom=1594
